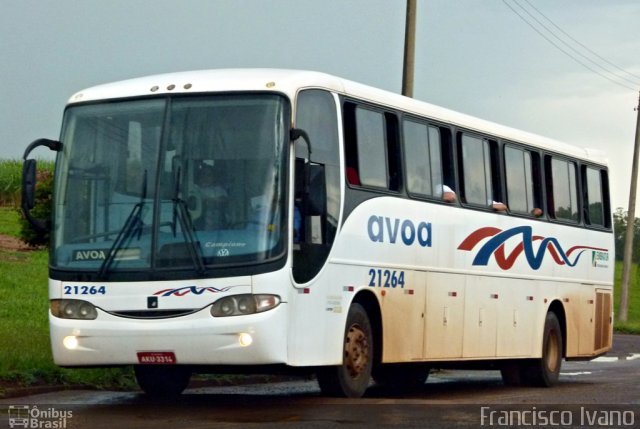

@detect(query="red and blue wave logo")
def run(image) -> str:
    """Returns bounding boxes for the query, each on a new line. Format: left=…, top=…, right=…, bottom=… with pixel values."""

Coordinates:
left=458, top=226, right=608, bottom=270
left=153, top=286, right=234, bottom=297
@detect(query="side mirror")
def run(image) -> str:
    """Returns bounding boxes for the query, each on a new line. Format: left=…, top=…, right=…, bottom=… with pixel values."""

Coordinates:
left=305, top=163, right=326, bottom=217
left=22, top=159, right=37, bottom=211
left=21, top=138, right=62, bottom=232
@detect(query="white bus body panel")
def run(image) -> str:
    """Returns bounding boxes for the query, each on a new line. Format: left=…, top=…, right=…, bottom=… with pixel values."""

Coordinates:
left=318, top=196, right=613, bottom=363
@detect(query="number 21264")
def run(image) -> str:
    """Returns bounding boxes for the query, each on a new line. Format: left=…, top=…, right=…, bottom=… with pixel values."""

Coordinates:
left=368, top=269, right=405, bottom=288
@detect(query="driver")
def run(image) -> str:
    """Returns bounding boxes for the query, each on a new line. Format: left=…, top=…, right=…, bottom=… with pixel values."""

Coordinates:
left=194, top=161, right=228, bottom=230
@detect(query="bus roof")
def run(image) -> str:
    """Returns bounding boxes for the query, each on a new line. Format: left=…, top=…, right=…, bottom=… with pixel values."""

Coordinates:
left=68, top=68, right=608, bottom=166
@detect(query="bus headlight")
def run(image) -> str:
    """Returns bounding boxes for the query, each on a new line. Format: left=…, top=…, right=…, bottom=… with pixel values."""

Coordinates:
left=51, top=299, right=98, bottom=320
left=211, top=294, right=280, bottom=317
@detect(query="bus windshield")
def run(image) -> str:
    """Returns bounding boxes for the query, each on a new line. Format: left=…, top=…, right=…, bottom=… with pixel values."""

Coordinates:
left=52, top=94, right=289, bottom=278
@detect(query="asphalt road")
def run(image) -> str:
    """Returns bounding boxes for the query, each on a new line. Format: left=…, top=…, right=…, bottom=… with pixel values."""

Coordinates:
left=1, top=335, right=639, bottom=429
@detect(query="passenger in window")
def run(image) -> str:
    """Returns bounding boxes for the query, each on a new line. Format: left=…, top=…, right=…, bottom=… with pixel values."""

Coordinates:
left=443, top=187, right=456, bottom=203
left=531, top=207, right=543, bottom=217
left=433, top=183, right=456, bottom=202
left=346, top=167, right=361, bottom=186
left=491, top=200, right=508, bottom=212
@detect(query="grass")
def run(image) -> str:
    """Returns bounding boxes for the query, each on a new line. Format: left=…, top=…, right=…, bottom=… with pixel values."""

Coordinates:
left=0, top=207, right=21, bottom=237
left=614, top=261, right=640, bottom=333
left=0, top=159, right=23, bottom=207
left=0, top=208, right=135, bottom=393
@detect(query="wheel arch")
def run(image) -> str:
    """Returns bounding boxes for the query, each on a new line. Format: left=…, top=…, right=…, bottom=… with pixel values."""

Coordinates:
left=352, top=290, right=383, bottom=366
left=547, top=299, right=567, bottom=358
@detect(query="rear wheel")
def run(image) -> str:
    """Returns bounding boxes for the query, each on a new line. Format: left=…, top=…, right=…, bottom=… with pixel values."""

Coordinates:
left=134, top=365, right=191, bottom=397
left=501, top=312, right=563, bottom=387
left=500, top=362, right=524, bottom=386
left=519, top=312, right=563, bottom=387
left=316, top=303, right=373, bottom=398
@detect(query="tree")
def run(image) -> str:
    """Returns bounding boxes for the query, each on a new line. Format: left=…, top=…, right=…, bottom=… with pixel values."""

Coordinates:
left=613, top=207, right=640, bottom=262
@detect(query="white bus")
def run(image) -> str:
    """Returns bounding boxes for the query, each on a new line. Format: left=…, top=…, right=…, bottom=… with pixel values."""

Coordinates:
left=22, top=69, right=614, bottom=398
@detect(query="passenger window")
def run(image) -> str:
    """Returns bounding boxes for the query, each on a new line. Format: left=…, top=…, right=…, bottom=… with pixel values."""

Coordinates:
left=403, top=120, right=446, bottom=198
left=355, top=107, right=388, bottom=188
left=505, top=146, right=541, bottom=216
left=460, top=134, right=494, bottom=207
left=343, top=102, right=399, bottom=191
left=549, top=158, right=579, bottom=222
left=585, top=166, right=606, bottom=227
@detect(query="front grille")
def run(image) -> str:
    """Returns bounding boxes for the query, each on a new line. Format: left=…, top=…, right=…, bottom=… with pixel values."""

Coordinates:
left=109, top=309, right=199, bottom=319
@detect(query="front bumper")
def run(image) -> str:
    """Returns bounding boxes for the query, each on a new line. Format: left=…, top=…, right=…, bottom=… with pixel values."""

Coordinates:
left=50, top=304, right=288, bottom=366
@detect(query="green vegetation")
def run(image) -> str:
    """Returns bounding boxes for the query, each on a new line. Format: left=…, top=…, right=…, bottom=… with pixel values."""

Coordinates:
left=18, top=167, right=53, bottom=247
left=614, top=262, right=640, bottom=333
left=0, top=208, right=20, bottom=237
left=0, top=208, right=135, bottom=393
left=0, top=159, right=54, bottom=247
left=0, top=159, right=24, bottom=207
left=0, top=159, right=54, bottom=208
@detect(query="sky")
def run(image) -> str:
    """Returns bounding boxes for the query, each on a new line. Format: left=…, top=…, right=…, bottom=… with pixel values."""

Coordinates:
left=2, top=0, right=640, bottom=212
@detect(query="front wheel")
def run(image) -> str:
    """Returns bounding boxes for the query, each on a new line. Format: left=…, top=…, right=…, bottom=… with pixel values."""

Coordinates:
left=134, top=365, right=191, bottom=397
left=316, top=303, right=373, bottom=398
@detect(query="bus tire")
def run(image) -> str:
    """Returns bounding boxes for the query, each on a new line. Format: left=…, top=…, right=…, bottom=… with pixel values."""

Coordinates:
left=523, top=312, right=563, bottom=387
left=373, top=363, right=429, bottom=391
left=316, top=303, right=373, bottom=398
left=134, top=365, right=191, bottom=397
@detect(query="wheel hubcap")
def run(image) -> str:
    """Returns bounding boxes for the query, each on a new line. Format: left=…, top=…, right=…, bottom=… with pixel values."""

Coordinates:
left=344, top=323, right=369, bottom=378
left=545, top=330, right=560, bottom=372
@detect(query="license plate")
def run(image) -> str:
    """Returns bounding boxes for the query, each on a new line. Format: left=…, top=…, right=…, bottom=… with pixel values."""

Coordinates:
left=137, top=352, right=177, bottom=364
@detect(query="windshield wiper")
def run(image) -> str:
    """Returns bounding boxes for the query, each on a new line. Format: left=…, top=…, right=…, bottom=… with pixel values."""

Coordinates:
left=98, top=170, right=148, bottom=279
left=172, top=168, right=206, bottom=274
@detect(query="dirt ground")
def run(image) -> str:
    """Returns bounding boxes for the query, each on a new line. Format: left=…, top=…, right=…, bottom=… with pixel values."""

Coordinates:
left=0, top=234, right=32, bottom=252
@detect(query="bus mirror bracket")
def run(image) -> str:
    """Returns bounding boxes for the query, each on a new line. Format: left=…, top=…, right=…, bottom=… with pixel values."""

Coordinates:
left=21, top=138, right=62, bottom=232
left=290, top=128, right=312, bottom=157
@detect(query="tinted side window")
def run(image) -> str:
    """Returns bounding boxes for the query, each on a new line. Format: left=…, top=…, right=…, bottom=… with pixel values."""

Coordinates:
left=294, top=89, right=341, bottom=283
left=344, top=102, right=400, bottom=191
left=550, top=158, right=579, bottom=222
left=585, top=166, right=609, bottom=227
left=295, top=90, right=340, bottom=165
left=505, top=146, right=539, bottom=215
left=295, top=89, right=340, bottom=242
left=403, top=120, right=444, bottom=197
left=460, top=134, right=493, bottom=206
left=355, top=107, right=388, bottom=188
